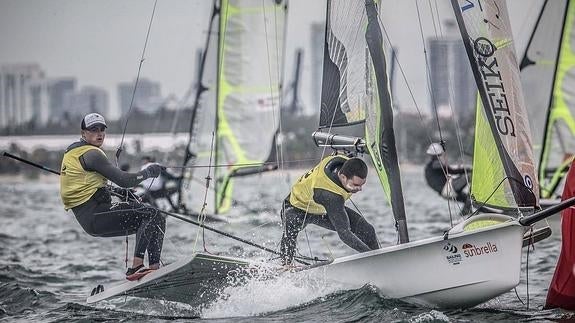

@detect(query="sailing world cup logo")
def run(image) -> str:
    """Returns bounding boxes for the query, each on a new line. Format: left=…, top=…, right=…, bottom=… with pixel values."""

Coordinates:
left=443, top=242, right=462, bottom=265
left=443, top=242, right=458, bottom=253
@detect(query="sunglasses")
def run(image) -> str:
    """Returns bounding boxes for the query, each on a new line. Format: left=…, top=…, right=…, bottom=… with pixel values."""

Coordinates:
left=87, top=126, right=106, bottom=132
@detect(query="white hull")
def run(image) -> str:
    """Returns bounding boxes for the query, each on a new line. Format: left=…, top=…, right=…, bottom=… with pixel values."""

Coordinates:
left=87, top=215, right=526, bottom=310
left=308, top=214, right=525, bottom=308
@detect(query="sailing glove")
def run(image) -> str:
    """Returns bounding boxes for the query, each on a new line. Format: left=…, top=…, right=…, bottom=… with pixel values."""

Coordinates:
left=140, top=163, right=163, bottom=179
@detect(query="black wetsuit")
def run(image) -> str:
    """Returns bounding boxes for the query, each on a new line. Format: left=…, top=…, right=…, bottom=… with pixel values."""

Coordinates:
left=280, top=160, right=379, bottom=265
left=424, top=156, right=470, bottom=203
left=68, top=141, right=165, bottom=265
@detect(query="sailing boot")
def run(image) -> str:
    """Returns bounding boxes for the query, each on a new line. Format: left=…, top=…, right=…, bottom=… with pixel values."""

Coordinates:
left=126, top=265, right=154, bottom=281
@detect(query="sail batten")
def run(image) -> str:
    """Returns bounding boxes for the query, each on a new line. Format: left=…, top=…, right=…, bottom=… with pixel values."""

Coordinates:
left=452, top=0, right=539, bottom=209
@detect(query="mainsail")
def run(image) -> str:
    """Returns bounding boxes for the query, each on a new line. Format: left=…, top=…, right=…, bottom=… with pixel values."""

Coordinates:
left=451, top=0, right=539, bottom=209
left=182, top=0, right=286, bottom=215
left=319, top=0, right=408, bottom=242
left=521, top=0, right=575, bottom=199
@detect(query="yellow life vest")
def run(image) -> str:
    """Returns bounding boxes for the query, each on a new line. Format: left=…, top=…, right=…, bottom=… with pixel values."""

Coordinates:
left=289, top=155, right=352, bottom=214
left=60, top=144, right=108, bottom=210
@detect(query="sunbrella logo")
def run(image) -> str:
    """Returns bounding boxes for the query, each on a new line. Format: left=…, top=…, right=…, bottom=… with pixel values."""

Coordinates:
left=462, top=242, right=498, bottom=257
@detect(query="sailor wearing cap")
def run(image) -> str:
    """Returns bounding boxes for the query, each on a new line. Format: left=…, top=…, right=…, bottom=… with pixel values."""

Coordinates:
left=60, top=113, right=166, bottom=280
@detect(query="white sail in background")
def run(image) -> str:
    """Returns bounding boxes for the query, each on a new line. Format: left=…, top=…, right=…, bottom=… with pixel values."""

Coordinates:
left=521, top=0, right=575, bottom=198
left=184, top=0, right=286, bottom=215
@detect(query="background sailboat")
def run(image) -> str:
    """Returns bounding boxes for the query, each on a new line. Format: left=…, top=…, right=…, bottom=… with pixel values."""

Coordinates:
left=430, top=0, right=574, bottom=210
left=521, top=0, right=575, bottom=202
left=177, top=0, right=287, bottom=216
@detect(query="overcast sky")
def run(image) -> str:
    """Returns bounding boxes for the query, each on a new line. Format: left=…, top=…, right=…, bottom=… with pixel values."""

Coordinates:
left=0, top=0, right=543, bottom=119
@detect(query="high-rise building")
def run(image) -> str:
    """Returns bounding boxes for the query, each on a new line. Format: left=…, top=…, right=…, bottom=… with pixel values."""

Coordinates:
left=117, top=78, right=162, bottom=115
left=48, top=78, right=77, bottom=121
left=428, top=34, right=476, bottom=122
left=29, top=80, right=49, bottom=125
left=310, top=22, right=324, bottom=116
left=65, top=86, right=109, bottom=117
left=0, top=64, right=45, bottom=129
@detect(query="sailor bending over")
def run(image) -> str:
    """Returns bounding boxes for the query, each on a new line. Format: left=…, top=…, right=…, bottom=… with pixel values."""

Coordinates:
left=424, top=143, right=472, bottom=213
left=59, top=113, right=165, bottom=281
left=280, top=155, right=379, bottom=266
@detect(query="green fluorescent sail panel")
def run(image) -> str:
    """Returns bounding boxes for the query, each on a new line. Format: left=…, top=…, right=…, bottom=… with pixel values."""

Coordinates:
left=215, top=0, right=285, bottom=213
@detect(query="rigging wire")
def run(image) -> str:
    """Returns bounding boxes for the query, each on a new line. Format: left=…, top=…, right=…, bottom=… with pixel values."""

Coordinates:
left=414, top=0, right=445, bottom=149
left=378, top=3, right=468, bottom=221
left=185, top=174, right=280, bottom=216
left=262, top=0, right=287, bottom=177
left=165, top=158, right=320, bottom=169
left=466, top=176, right=537, bottom=219
left=427, top=0, right=472, bottom=201
left=192, top=132, right=216, bottom=253
left=115, top=0, right=159, bottom=166
left=176, top=0, right=218, bottom=210
left=514, top=229, right=534, bottom=309
left=211, top=0, right=230, bottom=214
left=415, top=0, right=463, bottom=222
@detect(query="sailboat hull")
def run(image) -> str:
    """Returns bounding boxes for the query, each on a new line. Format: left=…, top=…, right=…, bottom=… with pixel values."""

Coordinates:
left=86, top=253, right=251, bottom=306
left=310, top=218, right=524, bottom=309
left=87, top=217, right=525, bottom=310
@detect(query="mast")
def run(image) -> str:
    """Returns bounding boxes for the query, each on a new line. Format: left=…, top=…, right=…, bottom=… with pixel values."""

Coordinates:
left=364, top=0, right=408, bottom=243
left=285, top=49, right=303, bottom=114
left=214, top=0, right=224, bottom=214
left=176, top=1, right=219, bottom=209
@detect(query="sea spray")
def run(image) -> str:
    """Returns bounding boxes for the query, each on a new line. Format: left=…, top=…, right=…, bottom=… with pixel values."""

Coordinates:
left=201, top=265, right=344, bottom=318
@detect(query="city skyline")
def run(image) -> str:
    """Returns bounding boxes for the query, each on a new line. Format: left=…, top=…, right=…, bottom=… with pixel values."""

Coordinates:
left=0, top=0, right=543, bottom=123
left=0, top=62, right=168, bottom=129
left=0, top=0, right=326, bottom=119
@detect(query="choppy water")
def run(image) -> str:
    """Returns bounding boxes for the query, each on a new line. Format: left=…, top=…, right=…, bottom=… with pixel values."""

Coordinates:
left=0, top=166, right=573, bottom=322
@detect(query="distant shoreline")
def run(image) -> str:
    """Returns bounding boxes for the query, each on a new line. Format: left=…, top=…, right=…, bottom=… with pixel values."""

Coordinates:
left=0, top=133, right=190, bottom=153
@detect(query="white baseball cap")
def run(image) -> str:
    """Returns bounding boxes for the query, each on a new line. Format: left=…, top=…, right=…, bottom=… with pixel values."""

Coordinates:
left=81, top=113, right=107, bottom=130
left=426, top=143, right=444, bottom=156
